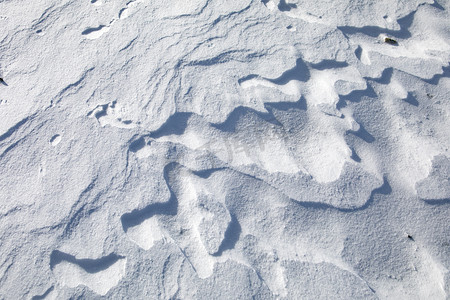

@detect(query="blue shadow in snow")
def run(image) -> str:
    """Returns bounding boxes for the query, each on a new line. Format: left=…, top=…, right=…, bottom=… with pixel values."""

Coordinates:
left=31, top=286, right=54, bottom=300
left=150, top=112, right=193, bottom=138
left=50, top=250, right=124, bottom=273
left=403, top=92, right=419, bottom=106
left=121, top=163, right=179, bottom=232
left=81, top=25, right=106, bottom=36
left=423, top=198, right=450, bottom=205
left=278, top=0, right=297, bottom=11
left=338, top=11, right=415, bottom=39
left=348, top=123, right=376, bottom=143
left=212, top=214, right=242, bottom=256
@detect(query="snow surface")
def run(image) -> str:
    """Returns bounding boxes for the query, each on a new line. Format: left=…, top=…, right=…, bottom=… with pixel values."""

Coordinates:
left=0, top=0, right=449, bottom=299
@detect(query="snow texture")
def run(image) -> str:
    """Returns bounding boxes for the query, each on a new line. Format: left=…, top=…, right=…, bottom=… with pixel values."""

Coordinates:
left=0, top=0, right=449, bottom=299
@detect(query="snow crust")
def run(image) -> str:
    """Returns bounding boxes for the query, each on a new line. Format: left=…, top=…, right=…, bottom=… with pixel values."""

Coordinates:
left=0, top=0, right=449, bottom=298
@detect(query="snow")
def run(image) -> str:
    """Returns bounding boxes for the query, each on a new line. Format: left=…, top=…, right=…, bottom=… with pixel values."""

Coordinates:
left=0, top=0, right=449, bottom=299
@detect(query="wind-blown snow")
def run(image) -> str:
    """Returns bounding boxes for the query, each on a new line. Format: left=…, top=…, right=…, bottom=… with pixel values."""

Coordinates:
left=0, top=0, right=449, bottom=299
